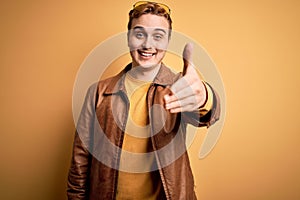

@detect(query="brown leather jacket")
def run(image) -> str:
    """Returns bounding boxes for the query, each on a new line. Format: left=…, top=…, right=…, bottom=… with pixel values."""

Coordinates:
left=67, top=64, right=220, bottom=200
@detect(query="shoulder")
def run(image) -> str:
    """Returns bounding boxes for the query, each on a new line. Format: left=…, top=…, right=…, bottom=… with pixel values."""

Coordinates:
left=97, top=64, right=131, bottom=94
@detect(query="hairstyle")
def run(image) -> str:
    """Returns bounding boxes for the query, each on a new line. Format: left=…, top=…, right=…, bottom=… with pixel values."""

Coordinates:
left=127, top=2, right=172, bottom=34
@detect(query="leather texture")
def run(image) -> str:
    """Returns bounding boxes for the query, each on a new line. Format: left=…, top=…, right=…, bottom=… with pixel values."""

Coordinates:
left=67, top=63, right=221, bottom=200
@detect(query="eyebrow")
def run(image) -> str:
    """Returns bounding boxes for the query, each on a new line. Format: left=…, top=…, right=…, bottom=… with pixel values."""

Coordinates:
left=133, top=26, right=167, bottom=34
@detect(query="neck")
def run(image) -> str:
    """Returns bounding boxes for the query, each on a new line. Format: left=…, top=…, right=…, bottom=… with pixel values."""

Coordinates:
left=128, top=62, right=161, bottom=81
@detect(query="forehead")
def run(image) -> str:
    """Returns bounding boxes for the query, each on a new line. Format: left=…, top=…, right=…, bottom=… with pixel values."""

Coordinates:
left=130, top=14, right=170, bottom=30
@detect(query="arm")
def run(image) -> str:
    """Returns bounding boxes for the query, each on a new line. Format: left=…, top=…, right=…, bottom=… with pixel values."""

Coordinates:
left=67, top=132, right=91, bottom=199
left=163, top=43, right=220, bottom=127
left=67, top=83, right=98, bottom=199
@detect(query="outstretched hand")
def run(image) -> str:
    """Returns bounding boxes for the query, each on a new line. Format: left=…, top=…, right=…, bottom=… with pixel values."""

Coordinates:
left=164, top=43, right=207, bottom=113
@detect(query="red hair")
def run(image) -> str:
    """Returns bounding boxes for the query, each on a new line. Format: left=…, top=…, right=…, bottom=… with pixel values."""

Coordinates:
left=127, top=2, right=172, bottom=33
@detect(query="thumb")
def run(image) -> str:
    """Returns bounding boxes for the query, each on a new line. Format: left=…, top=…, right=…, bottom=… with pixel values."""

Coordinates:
left=182, top=43, right=194, bottom=75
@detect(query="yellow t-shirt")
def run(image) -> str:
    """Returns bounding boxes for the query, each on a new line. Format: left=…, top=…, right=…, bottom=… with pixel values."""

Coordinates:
left=116, top=73, right=214, bottom=199
left=116, top=73, right=163, bottom=200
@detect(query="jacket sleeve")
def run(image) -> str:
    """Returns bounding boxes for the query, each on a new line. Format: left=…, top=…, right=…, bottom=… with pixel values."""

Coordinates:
left=67, top=132, right=91, bottom=200
left=67, top=83, right=98, bottom=199
left=182, top=82, right=221, bottom=128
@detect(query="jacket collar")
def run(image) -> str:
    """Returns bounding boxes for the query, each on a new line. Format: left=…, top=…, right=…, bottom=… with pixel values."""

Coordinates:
left=103, top=63, right=177, bottom=95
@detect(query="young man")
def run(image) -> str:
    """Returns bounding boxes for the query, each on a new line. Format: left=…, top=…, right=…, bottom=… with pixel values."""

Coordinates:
left=67, top=1, right=220, bottom=200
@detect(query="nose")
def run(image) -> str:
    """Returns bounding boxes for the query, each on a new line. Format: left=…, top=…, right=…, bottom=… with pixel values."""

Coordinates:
left=142, top=36, right=152, bottom=49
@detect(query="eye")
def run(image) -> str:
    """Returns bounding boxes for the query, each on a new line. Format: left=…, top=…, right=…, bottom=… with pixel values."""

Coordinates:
left=153, top=34, right=163, bottom=41
left=135, top=32, right=145, bottom=39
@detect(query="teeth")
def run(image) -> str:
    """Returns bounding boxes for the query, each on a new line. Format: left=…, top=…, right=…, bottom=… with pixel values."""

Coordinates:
left=141, top=52, right=153, bottom=57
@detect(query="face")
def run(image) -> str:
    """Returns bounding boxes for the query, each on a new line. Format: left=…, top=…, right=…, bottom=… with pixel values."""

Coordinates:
left=128, top=14, right=170, bottom=69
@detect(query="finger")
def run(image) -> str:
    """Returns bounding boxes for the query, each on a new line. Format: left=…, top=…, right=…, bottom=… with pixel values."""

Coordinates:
left=170, top=106, right=193, bottom=113
left=169, top=100, right=198, bottom=113
left=165, top=79, right=200, bottom=105
left=165, top=95, right=197, bottom=111
left=169, top=85, right=194, bottom=103
left=169, top=77, right=190, bottom=96
left=163, top=77, right=189, bottom=104
left=164, top=93, right=176, bottom=104
left=182, top=43, right=194, bottom=75
left=164, top=83, right=190, bottom=105
left=170, top=107, right=182, bottom=113
left=166, top=82, right=206, bottom=109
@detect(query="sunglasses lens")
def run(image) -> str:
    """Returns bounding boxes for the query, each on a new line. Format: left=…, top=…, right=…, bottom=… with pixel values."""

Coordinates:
left=158, top=4, right=170, bottom=14
left=134, top=1, right=148, bottom=7
left=133, top=1, right=171, bottom=14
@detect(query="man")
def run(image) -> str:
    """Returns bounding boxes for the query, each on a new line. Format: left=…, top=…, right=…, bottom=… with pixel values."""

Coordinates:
left=67, top=1, right=220, bottom=199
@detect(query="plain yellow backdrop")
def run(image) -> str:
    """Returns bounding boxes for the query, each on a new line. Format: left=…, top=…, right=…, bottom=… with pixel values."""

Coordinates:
left=1, top=0, right=300, bottom=199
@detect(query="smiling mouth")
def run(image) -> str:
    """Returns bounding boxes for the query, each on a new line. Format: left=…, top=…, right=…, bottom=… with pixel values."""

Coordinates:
left=138, top=50, right=156, bottom=58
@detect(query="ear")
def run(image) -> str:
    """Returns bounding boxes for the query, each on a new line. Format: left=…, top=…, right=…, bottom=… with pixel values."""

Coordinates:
left=127, top=30, right=130, bottom=47
left=168, top=29, right=172, bottom=41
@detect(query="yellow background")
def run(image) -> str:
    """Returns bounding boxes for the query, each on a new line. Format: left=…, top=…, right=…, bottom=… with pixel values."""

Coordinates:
left=1, top=0, right=300, bottom=199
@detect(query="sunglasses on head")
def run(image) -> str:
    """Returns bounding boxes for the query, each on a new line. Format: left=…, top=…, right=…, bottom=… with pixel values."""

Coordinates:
left=133, top=1, right=171, bottom=15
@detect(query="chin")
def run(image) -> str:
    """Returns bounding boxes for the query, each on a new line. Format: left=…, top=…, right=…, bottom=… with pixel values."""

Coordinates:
left=137, top=62, right=158, bottom=68
left=133, top=60, right=163, bottom=71
left=134, top=57, right=164, bottom=69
